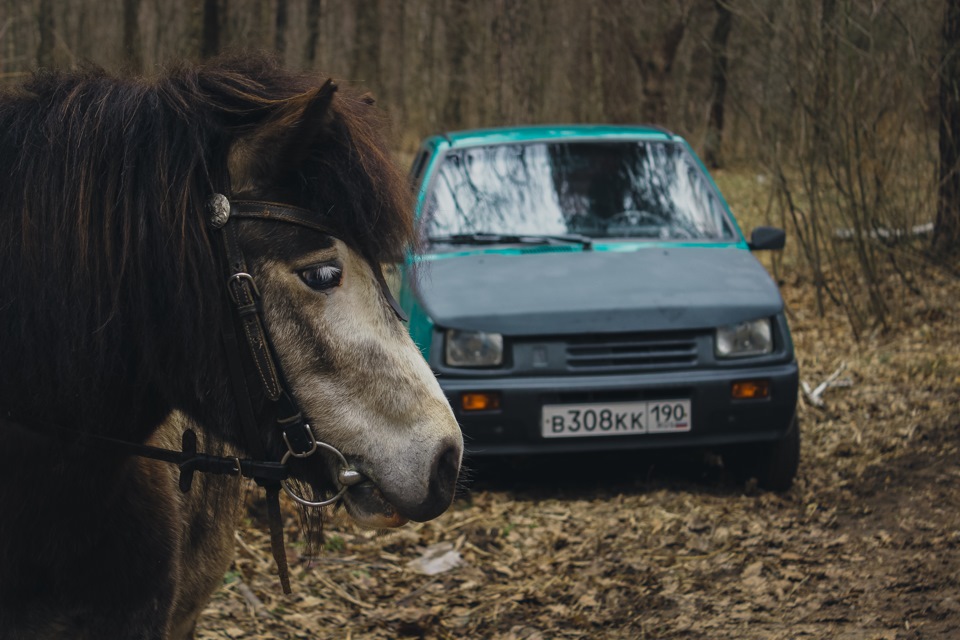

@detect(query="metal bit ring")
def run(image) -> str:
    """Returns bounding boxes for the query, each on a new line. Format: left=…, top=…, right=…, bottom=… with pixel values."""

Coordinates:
left=280, top=441, right=364, bottom=508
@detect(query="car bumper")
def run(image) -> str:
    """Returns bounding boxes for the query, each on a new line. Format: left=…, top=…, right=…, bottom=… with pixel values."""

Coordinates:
left=440, top=361, right=799, bottom=456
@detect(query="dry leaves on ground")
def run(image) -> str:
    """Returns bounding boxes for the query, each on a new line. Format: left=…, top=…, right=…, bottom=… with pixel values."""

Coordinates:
left=199, top=268, right=960, bottom=640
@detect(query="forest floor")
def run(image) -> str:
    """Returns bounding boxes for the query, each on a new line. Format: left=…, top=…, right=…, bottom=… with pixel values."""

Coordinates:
left=197, top=174, right=960, bottom=639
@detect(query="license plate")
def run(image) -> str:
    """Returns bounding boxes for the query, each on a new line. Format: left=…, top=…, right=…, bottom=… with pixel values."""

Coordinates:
left=541, top=399, right=691, bottom=438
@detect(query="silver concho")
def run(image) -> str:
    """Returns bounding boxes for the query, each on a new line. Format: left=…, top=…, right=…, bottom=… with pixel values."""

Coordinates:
left=207, top=193, right=231, bottom=229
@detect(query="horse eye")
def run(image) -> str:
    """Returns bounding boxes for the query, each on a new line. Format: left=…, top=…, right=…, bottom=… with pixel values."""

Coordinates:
left=298, top=263, right=342, bottom=291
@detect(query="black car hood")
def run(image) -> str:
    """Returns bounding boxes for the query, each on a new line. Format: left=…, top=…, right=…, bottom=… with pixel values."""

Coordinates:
left=414, top=246, right=784, bottom=335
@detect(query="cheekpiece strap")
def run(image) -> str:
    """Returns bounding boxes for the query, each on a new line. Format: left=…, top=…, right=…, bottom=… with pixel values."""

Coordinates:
left=221, top=220, right=283, bottom=401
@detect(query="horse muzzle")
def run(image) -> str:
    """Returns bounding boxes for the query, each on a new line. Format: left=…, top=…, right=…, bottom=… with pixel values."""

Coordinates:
left=366, top=438, right=462, bottom=524
left=282, top=435, right=461, bottom=528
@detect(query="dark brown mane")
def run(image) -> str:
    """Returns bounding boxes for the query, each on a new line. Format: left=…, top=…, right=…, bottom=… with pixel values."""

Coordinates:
left=0, top=54, right=412, bottom=442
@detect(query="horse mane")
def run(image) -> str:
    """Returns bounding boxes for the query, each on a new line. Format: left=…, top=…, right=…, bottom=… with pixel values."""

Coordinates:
left=0, top=54, right=412, bottom=441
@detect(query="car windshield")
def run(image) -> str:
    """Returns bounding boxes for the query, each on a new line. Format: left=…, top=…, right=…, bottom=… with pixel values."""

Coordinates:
left=422, top=140, right=737, bottom=246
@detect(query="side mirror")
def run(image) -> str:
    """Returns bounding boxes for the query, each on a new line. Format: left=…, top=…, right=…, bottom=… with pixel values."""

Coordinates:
left=748, top=226, right=786, bottom=251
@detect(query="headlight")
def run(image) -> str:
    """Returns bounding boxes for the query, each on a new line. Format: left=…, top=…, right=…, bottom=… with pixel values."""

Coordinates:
left=715, top=318, right=773, bottom=358
left=445, top=329, right=504, bottom=367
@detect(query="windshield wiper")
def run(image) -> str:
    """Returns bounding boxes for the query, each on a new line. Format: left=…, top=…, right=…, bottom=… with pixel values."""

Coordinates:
left=428, top=232, right=593, bottom=249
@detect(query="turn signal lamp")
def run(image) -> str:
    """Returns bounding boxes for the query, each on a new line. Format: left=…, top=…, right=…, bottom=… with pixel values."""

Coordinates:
left=731, top=379, right=771, bottom=400
left=461, top=392, right=501, bottom=412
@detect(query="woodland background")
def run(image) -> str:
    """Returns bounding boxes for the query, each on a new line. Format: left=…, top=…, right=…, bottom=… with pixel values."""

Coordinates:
left=1, top=0, right=958, bottom=330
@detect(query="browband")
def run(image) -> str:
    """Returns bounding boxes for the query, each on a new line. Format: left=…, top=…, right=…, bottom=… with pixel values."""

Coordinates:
left=229, top=200, right=338, bottom=236
left=225, top=199, right=408, bottom=322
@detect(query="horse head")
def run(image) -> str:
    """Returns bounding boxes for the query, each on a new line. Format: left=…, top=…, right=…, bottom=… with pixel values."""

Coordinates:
left=212, top=75, right=463, bottom=528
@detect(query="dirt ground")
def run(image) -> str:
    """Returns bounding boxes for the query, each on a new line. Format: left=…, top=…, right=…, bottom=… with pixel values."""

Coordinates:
left=197, top=265, right=960, bottom=639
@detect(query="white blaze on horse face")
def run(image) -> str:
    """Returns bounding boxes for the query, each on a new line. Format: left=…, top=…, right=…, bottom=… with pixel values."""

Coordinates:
left=254, top=239, right=462, bottom=526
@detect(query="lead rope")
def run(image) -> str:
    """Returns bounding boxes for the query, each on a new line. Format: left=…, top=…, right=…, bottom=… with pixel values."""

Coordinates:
left=265, top=486, right=292, bottom=594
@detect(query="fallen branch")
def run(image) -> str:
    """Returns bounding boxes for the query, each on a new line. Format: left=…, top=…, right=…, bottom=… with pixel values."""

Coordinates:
left=236, top=580, right=273, bottom=619
left=801, top=362, right=852, bottom=408
left=315, top=573, right=374, bottom=609
left=833, top=222, right=933, bottom=243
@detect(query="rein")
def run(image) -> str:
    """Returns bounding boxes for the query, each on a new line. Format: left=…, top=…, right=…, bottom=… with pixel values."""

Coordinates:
left=2, top=195, right=405, bottom=595
left=0, top=414, right=288, bottom=491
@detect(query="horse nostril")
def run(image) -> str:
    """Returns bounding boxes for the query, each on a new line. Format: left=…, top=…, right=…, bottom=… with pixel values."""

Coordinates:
left=403, top=441, right=461, bottom=523
left=380, top=440, right=462, bottom=523
left=432, top=441, right=462, bottom=494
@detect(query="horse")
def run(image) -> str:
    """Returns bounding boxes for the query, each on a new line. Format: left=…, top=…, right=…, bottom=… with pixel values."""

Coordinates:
left=0, top=54, right=462, bottom=639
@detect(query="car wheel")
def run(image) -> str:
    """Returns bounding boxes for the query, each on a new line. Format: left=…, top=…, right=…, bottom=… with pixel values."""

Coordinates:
left=724, top=413, right=800, bottom=492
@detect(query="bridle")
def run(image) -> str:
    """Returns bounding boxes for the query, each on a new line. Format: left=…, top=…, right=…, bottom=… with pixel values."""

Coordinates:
left=212, top=195, right=372, bottom=508
left=2, top=194, right=408, bottom=594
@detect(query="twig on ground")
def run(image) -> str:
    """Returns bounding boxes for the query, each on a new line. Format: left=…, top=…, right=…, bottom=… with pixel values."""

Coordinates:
left=802, top=362, right=852, bottom=408
left=236, top=580, right=273, bottom=619
left=397, top=574, right=443, bottom=606
left=315, top=573, right=374, bottom=609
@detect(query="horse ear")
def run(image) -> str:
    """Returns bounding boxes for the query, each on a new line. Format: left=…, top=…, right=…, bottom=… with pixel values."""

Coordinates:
left=231, top=79, right=338, bottom=189
left=267, top=78, right=338, bottom=171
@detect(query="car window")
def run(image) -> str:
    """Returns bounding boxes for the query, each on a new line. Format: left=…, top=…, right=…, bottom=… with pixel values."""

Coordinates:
left=421, top=140, right=736, bottom=244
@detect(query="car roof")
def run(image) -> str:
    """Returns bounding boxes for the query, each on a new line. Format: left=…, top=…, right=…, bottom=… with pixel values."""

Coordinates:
left=423, top=124, right=679, bottom=150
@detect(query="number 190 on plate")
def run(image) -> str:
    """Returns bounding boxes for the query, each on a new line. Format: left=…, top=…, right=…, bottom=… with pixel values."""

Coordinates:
left=541, top=399, right=692, bottom=438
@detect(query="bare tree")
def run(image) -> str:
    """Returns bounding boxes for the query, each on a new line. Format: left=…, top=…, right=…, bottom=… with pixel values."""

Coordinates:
left=275, top=0, right=288, bottom=59
left=123, top=0, right=143, bottom=71
left=935, top=0, right=960, bottom=255
left=704, top=0, right=733, bottom=168
left=621, top=5, right=689, bottom=124
left=36, top=0, right=55, bottom=68
left=304, top=0, right=321, bottom=64
left=353, top=0, right=380, bottom=87
left=201, top=0, right=221, bottom=59
left=442, top=0, right=471, bottom=127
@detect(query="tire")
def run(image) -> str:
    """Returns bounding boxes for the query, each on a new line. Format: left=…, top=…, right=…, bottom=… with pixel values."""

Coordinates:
left=724, top=413, right=800, bottom=492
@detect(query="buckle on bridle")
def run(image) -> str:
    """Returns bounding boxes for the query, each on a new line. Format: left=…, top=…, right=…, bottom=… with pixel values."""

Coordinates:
left=281, top=421, right=317, bottom=459
left=227, top=272, right=261, bottom=305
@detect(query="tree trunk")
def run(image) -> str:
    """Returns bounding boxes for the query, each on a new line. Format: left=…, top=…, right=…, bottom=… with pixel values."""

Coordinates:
left=275, top=0, right=288, bottom=59
left=935, top=0, right=960, bottom=255
left=704, top=0, right=733, bottom=169
left=123, top=0, right=143, bottom=72
left=201, top=0, right=221, bottom=60
left=37, top=0, right=55, bottom=69
left=305, top=0, right=321, bottom=65
left=353, top=1, right=380, bottom=87
left=623, top=14, right=686, bottom=125
left=442, top=0, right=471, bottom=127
left=812, top=0, right=838, bottom=153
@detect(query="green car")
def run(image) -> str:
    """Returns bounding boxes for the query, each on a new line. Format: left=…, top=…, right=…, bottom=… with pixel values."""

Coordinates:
left=401, top=125, right=800, bottom=490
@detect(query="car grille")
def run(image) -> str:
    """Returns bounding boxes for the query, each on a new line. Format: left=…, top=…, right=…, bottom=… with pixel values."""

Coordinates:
left=564, top=332, right=699, bottom=373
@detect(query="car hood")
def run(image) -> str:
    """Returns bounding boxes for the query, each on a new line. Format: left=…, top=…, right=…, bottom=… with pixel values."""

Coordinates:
left=413, top=246, right=784, bottom=335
